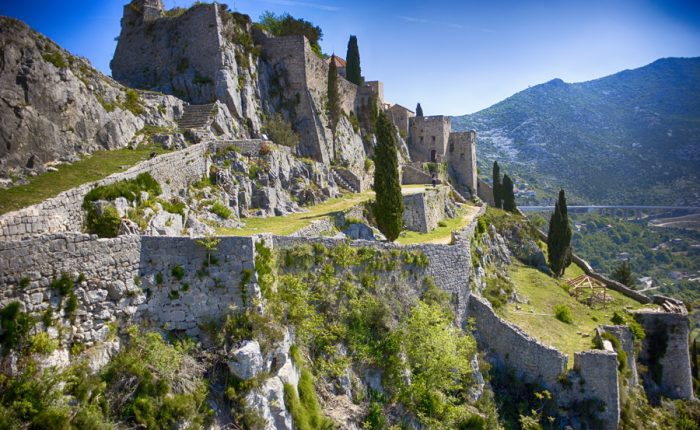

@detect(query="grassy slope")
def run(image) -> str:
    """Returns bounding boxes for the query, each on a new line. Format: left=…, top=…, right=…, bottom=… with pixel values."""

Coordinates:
left=397, top=204, right=481, bottom=245
left=0, top=145, right=167, bottom=215
left=500, top=262, right=649, bottom=366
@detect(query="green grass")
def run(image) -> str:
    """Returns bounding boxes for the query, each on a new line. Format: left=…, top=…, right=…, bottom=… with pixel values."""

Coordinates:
left=397, top=204, right=481, bottom=245
left=218, top=191, right=374, bottom=236
left=500, top=263, right=650, bottom=366
left=0, top=145, right=168, bottom=215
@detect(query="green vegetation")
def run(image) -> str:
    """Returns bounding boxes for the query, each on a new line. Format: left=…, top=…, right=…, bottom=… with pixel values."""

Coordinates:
left=257, top=11, right=323, bottom=56
left=547, top=189, right=572, bottom=277
left=613, top=260, right=634, bottom=287
left=554, top=304, right=573, bottom=324
left=210, top=201, right=232, bottom=219
left=42, top=51, right=68, bottom=68
left=255, top=242, right=498, bottom=428
left=373, top=111, right=403, bottom=241
left=501, top=263, right=648, bottom=364
left=0, top=325, right=212, bottom=429
left=502, top=174, right=517, bottom=213
left=171, top=264, right=186, bottom=281
left=345, top=35, right=362, bottom=85
left=326, top=55, right=341, bottom=137
left=262, top=114, right=300, bottom=148
left=492, top=161, right=502, bottom=209
left=416, top=102, right=423, bottom=117
left=0, top=145, right=168, bottom=215
left=284, top=370, right=332, bottom=429
left=82, top=172, right=162, bottom=237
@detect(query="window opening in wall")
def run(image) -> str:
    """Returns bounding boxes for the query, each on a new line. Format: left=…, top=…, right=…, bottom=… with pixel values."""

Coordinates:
left=460, top=153, right=465, bottom=159
left=450, top=143, right=454, bottom=152
left=431, top=149, right=437, bottom=162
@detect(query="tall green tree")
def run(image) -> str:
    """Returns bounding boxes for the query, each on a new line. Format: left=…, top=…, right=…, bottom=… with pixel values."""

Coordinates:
left=345, top=35, right=362, bottom=85
left=547, top=189, right=573, bottom=277
left=373, top=111, right=403, bottom=241
left=502, top=174, right=517, bottom=212
left=326, top=57, right=341, bottom=138
left=612, top=261, right=634, bottom=287
left=415, top=103, right=424, bottom=117
left=492, top=161, right=502, bottom=209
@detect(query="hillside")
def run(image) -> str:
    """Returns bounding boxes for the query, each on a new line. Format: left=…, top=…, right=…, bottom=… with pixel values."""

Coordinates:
left=452, top=57, right=700, bottom=206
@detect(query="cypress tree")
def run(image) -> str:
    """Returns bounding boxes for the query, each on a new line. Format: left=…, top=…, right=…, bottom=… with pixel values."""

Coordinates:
left=345, top=35, right=362, bottom=85
left=416, top=103, right=424, bottom=117
left=373, top=111, right=403, bottom=241
left=502, top=174, right=517, bottom=212
left=547, top=189, right=573, bottom=277
left=327, top=56, right=341, bottom=133
left=492, top=161, right=502, bottom=209
left=612, top=261, right=633, bottom=287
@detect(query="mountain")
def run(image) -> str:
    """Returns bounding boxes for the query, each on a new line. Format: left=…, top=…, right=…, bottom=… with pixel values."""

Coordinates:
left=452, top=57, right=700, bottom=206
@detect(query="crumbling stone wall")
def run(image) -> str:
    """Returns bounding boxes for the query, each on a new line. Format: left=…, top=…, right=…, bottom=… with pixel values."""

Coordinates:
left=599, top=325, right=638, bottom=386
left=634, top=310, right=694, bottom=401
left=571, top=350, right=620, bottom=430
left=447, top=131, right=477, bottom=197
left=0, top=144, right=208, bottom=241
left=0, top=233, right=142, bottom=347
left=402, top=186, right=450, bottom=233
left=388, top=104, right=415, bottom=138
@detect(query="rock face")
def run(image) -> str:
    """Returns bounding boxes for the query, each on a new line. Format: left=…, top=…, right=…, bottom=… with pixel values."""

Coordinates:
left=0, top=17, right=184, bottom=181
left=111, top=2, right=264, bottom=137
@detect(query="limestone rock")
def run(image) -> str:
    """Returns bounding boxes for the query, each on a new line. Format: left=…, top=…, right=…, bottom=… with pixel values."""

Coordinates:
left=343, top=223, right=376, bottom=241
left=228, top=340, right=264, bottom=380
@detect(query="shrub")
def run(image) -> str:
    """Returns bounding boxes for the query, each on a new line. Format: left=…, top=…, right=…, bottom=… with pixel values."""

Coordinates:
left=123, top=89, right=144, bottom=115
left=262, top=114, right=300, bottom=148
left=19, top=277, right=30, bottom=288
left=0, top=302, right=34, bottom=353
left=42, top=51, right=68, bottom=68
left=554, top=304, right=573, bottom=324
left=159, top=198, right=187, bottom=217
left=258, top=11, right=323, bottom=56
left=64, top=293, right=78, bottom=320
left=29, top=332, right=59, bottom=355
left=83, top=172, right=162, bottom=204
left=483, top=275, right=513, bottom=310
left=611, top=311, right=625, bottom=325
left=171, top=265, right=186, bottom=281
left=85, top=205, right=121, bottom=238
left=210, top=201, right=232, bottom=219
left=155, top=272, right=164, bottom=285
left=51, top=273, right=73, bottom=296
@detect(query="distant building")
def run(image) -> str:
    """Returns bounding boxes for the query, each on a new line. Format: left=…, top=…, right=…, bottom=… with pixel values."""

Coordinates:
left=327, top=54, right=347, bottom=78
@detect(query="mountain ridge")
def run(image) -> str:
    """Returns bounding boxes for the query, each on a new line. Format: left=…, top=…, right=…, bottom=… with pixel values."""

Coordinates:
left=453, top=57, right=700, bottom=206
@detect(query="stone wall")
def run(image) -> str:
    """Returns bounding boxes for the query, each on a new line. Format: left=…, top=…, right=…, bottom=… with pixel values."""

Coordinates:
left=446, top=131, right=477, bottom=197
left=0, top=144, right=209, bottom=241
left=408, top=116, right=451, bottom=162
left=401, top=164, right=434, bottom=185
left=571, top=351, right=620, bottom=430
left=634, top=310, right=694, bottom=401
left=402, top=186, right=449, bottom=233
left=388, top=104, right=414, bottom=137
left=477, top=178, right=495, bottom=206
left=468, top=295, right=568, bottom=384
left=0, top=233, right=142, bottom=346
left=599, top=325, right=638, bottom=386
left=137, top=236, right=255, bottom=335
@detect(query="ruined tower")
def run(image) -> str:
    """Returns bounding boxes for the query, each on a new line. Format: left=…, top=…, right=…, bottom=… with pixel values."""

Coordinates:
left=446, top=131, right=477, bottom=196
left=408, top=116, right=451, bottom=162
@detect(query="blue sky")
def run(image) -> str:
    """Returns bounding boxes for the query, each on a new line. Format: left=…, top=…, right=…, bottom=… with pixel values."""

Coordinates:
left=2, top=0, right=699, bottom=115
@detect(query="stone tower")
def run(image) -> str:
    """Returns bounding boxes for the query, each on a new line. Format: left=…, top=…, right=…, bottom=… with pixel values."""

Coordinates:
left=446, top=131, right=477, bottom=196
left=124, top=0, right=164, bottom=23
left=408, top=116, right=451, bottom=162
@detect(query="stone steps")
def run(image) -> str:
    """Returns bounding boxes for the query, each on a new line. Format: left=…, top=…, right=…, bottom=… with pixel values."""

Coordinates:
left=177, top=103, right=215, bottom=130
left=332, top=168, right=359, bottom=193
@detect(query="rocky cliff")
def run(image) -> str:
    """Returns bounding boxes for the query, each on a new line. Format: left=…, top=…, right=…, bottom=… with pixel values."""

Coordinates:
left=0, top=17, right=185, bottom=183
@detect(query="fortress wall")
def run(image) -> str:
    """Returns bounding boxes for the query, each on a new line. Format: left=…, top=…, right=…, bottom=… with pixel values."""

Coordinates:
left=571, top=351, right=620, bottom=430
left=599, top=325, right=639, bottom=386
left=111, top=3, right=223, bottom=101
left=271, top=235, right=473, bottom=326
left=402, top=186, right=450, bottom=233
left=0, top=144, right=209, bottom=241
left=0, top=233, right=143, bottom=346
left=477, top=178, right=495, bottom=206
left=468, top=295, right=568, bottom=385
left=136, top=236, right=254, bottom=335
left=634, top=310, right=694, bottom=400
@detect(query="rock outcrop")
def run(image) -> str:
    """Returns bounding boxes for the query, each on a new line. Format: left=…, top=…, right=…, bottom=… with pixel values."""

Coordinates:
left=0, top=17, right=184, bottom=182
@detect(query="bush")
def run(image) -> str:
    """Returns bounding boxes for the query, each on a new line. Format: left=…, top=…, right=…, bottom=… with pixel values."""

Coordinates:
left=84, top=172, right=162, bottom=204
left=29, top=332, right=59, bottom=355
left=258, top=11, right=323, bottom=56
left=210, top=201, right=232, bottom=219
left=262, top=114, right=300, bottom=148
left=171, top=265, right=186, bottom=281
left=123, top=89, right=144, bottom=115
left=554, top=304, right=573, bottom=324
left=85, top=205, right=121, bottom=238
left=42, top=51, right=68, bottom=68
left=0, top=302, right=34, bottom=353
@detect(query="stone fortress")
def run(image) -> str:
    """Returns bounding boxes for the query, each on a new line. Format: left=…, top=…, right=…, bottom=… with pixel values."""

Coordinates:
left=0, top=1, right=695, bottom=429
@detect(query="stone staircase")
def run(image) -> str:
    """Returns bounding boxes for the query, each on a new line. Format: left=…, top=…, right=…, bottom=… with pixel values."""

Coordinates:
left=177, top=103, right=215, bottom=130
left=332, top=168, right=359, bottom=193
